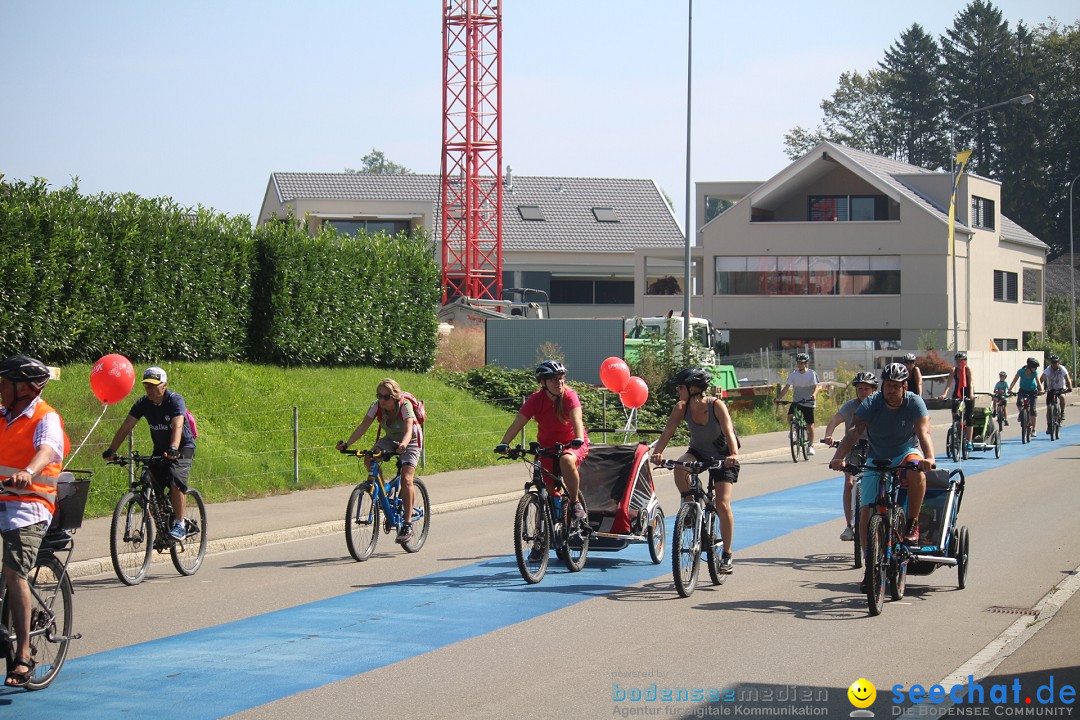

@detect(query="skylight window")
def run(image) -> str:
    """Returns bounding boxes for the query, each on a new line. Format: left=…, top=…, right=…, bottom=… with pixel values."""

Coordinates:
left=592, top=207, right=619, bottom=222
left=518, top=205, right=545, bottom=221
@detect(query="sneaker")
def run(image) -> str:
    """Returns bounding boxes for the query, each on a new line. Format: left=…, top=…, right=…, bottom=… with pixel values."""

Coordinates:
left=859, top=577, right=871, bottom=593
left=902, top=519, right=919, bottom=545
left=572, top=501, right=587, bottom=520
left=717, top=554, right=734, bottom=574
left=840, top=526, right=855, bottom=542
left=807, top=446, right=816, bottom=456
left=1003, top=419, right=1009, bottom=426
left=965, top=442, right=974, bottom=451
left=395, top=522, right=414, bottom=544
left=528, top=544, right=545, bottom=563
left=169, top=521, right=186, bottom=540
left=1046, top=429, right=1053, bottom=436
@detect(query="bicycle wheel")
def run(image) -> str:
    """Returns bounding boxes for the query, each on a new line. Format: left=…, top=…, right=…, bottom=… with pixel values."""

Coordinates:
left=992, top=425, right=1001, bottom=459
left=513, top=493, right=549, bottom=584
left=345, top=483, right=380, bottom=561
left=561, top=495, right=589, bottom=572
left=1019, top=408, right=1030, bottom=444
left=888, top=507, right=907, bottom=601
left=852, top=482, right=862, bottom=570
left=671, top=503, right=701, bottom=598
left=20, top=554, right=73, bottom=690
left=946, top=425, right=958, bottom=461
left=789, top=421, right=799, bottom=463
left=403, top=478, right=431, bottom=553
left=865, top=513, right=886, bottom=616
left=171, top=489, right=208, bottom=576
left=956, top=525, right=970, bottom=590
left=647, top=506, right=666, bottom=564
left=799, top=422, right=809, bottom=461
left=704, top=510, right=728, bottom=586
left=1049, top=404, right=1060, bottom=441
left=110, top=491, right=153, bottom=586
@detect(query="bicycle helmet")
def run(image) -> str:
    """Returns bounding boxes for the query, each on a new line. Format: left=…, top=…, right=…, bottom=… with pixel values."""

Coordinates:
left=1049, top=354, right=1060, bottom=363
left=795, top=352, right=810, bottom=363
left=903, top=352, right=917, bottom=363
left=673, top=367, right=711, bottom=390
left=954, top=351, right=967, bottom=361
left=0, top=355, right=51, bottom=389
left=534, top=360, right=567, bottom=380
left=1026, top=357, right=1040, bottom=368
left=852, top=371, right=878, bottom=387
left=881, top=363, right=909, bottom=383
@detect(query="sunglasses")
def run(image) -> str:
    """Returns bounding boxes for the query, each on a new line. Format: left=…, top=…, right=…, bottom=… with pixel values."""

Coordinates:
left=376, top=393, right=393, bottom=401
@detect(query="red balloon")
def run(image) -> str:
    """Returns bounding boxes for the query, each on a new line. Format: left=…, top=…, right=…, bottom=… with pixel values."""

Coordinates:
left=90, top=354, right=135, bottom=404
left=620, top=376, right=649, bottom=409
left=599, top=357, right=631, bottom=393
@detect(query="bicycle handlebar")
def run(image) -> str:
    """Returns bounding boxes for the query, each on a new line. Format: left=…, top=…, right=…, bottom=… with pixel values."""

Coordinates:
left=339, top=447, right=399, bottom=460
left=655, top=457, right=738, bottom=472
left=105, top=453, right=176, bottom=467
left=495, top=442, right=570, bottom=461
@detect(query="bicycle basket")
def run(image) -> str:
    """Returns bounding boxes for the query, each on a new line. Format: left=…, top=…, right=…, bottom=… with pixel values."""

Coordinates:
left=50, top=472, right=91, bottom=530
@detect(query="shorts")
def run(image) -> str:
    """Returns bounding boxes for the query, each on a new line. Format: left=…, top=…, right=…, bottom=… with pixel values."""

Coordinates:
left=860, top=450, right=923, bottom=507
left=788, top=402, right=815, bottom=426
left=2, top=521, right=47, bottom=579
left=686, top=447, right=739, bottom=484
left=539, top=441, right=589, bottom=490
left=375, top=436, right=421, bottom=468
left=1016, top=391, right=1039, bottom=415
left=150, top=448, right=194, bottom=494
left=951, top=397, right=974, bottom=424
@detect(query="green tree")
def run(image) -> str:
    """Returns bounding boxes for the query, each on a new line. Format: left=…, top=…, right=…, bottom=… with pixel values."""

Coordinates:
left=345, top=148, right=413, bottom=175
left=783, top=70, right=894, bottom=160
left=999, top=22, right=1047, bottom=245
left=880, top=23, right=949, bottom=169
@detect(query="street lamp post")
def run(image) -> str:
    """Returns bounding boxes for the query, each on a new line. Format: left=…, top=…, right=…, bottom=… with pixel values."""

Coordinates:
left=682, top=0, right=693, bottom=342
left=1069, top=172, right=1079, bottom=379
left=947, top=93, right=1035, bottom=352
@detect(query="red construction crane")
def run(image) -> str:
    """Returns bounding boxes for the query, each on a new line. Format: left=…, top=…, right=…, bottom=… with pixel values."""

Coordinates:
left=441, top=0, right=502, bottom=301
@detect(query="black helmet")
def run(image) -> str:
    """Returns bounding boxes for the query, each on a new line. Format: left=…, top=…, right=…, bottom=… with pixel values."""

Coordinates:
left=881, top=363, right=909, bottom=383
left=534, top=360, right=567, bottom=380
left=1026, top=357, right=1040, bottom=368
left=852, top=371, right=878, bottom=387
left=1049, top=354, right=1060, bottom=363
left=673, top=367, right=711, bottom=390
left=0, top=355, right=51, bottom=389
left=795, top=352, right=810, bottom=363
left=903, top=353, right=917, bottom=363
left=954, top=351, right=967, bottom=361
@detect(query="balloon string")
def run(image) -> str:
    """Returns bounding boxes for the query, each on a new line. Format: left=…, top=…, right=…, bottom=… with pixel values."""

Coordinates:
left=64, top=403, right=110, bottom=470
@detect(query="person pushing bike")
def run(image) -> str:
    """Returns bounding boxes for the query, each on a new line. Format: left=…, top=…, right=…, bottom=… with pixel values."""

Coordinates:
left=0, top=355, right=69, bottom=688
left=651, top=367, right=739, bottom=574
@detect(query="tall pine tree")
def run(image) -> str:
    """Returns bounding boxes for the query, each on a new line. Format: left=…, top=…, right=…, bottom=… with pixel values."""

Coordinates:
left=880, top=24, right=948, bottom=170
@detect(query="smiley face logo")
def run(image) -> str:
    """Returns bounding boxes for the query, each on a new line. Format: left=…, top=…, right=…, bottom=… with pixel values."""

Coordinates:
left=848, top=678, right=876, bottom=709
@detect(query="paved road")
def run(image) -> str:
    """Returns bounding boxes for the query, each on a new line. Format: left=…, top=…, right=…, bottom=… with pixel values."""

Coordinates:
left=3, top=408, right=1078, bottom=719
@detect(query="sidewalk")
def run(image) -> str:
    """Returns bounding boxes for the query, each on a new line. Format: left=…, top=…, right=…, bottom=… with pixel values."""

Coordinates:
left=64, top=405, right=959, bottom=579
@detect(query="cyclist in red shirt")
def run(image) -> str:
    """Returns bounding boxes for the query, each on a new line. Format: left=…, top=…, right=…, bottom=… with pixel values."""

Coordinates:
left=496, top=361, right=589, bottom=519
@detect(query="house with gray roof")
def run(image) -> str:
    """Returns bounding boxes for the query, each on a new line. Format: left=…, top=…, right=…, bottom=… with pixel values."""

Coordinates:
left=258, top=172, right=684, bottom=319
left=633, top=141, right=1048, bottom=355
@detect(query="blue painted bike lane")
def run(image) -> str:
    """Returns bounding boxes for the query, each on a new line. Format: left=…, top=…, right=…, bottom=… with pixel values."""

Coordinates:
left=6, top=425, right=1076, bottom=718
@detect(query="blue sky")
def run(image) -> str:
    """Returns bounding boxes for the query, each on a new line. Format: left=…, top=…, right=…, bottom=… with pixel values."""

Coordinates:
left=1, top=1, right=1075, bottom=223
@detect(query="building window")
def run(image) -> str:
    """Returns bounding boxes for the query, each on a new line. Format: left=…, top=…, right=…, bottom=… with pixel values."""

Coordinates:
left=518, top=205, right=545, bottom=221
left=550, top=278, right=633, bottom=305
left=1023, top=268, right=1042, bottom=303
left=808, top=195, right=887, bottom=222
left=646, top=257, right=701, bottom=296
left=323, top=219, right=411, bottom=236
left=971, top=196, right=995, bottom=230
left=994, top=270, right=1018, bottom=303
left=713, top=255, right=899, bottom=296
left=591, top=207, right=619, bottom=222
left=840, top=255, right=900, bottom=295
left=993, top=338, right=1019, bottom=351
left=704, top=195, right=734, bottom=223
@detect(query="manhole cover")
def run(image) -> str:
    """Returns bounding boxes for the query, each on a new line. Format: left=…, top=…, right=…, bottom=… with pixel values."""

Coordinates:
left=985, top=606, right=1038, bottom=616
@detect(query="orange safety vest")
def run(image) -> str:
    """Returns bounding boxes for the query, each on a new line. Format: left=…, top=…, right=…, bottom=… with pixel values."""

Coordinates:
left=0, top=399, right=70, bottom=514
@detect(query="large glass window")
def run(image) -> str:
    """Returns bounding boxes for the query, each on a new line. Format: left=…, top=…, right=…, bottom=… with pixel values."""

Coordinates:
left=323, top=219, right=411, bottom=236
left=715, top=255, right=898, bottom=296
left=646, top=258, right=701, bottom=295
left=776, top=256, right=809, bottom=295
left=1023, top=268, right=1042, bottom=303
left=808, top=255, right=839, bottom=295
left=808, top=195, right=887, bottom=222
left=840, top=255, right=900, bottom=295
left=704, top=195, right=734, bottom=223
left=550, top=279, right=633, bottom=305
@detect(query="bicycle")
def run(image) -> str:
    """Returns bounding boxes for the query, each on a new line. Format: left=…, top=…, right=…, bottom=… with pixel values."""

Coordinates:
left=990, top=392, right=1009, bottom=434
left=340, top=447, right=430, bottom=561
left=777, top=401, right=810, bottom=463
left=844, top=459, right=930, bottom=616
left=1045, top=389, right=1069, bottom=441
left=657, top=457, right=735, bottom=598
left=826, top=439, right=867, bottom=569
left=499, top=442, right=591, bottom=584
left=945, top=397, right=971, bottom=461
left=107, top=454, right=208, bottom=586
left=1, top=471, right=90, bottom=690
left=1016, top=391, right=1039, bottom=445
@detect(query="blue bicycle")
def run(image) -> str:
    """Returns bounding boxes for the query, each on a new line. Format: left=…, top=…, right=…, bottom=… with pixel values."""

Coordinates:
left=340, top=448, right=430, bottom=561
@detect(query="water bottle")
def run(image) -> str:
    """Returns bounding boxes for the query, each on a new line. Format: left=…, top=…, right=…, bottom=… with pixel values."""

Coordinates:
left=552, top=494, right=564, bottom=519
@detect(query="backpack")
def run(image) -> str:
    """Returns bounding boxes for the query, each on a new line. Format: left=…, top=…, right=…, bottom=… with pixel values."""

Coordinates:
left=375, top=392, right=425, bottom=447
left=184, top=408, right=199, bottom=439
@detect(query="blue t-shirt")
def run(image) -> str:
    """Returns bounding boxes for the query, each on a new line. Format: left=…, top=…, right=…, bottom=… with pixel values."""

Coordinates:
left=855, top=391, right=927, bottom=459
left=128, top=389, right=196, bottom=453
left=1016, top=367, right=1039, bottom=393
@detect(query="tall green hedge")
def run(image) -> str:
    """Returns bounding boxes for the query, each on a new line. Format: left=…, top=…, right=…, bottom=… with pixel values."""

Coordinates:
left=0, top=176, right=439, bottom=370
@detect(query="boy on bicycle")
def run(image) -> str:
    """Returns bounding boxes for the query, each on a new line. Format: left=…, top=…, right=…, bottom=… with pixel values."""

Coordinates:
left=651, top=368, right=740, bottom=574
left=829, top=363, right=935, bottom=589
left=0, top=355, right=69, bottom=688
left=992, top=371, right=1010, bottom=426
left=1041, top=355, right=1072, bottom=434
left=822, top=371, right=877, bottom=542
left=775, top=352, right=819, bottom=454
left=102, top=367, right=195, bottom=541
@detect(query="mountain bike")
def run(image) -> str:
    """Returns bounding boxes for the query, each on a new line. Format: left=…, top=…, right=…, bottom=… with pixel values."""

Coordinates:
left=945, top=398, right=971, bottom=461
left=499, top=442, right=591, bottom=584
left=340, top=448, right=431, bottom=561
left=777, top=401, right=810, bottom=463
left=107, top=454, right=208, bottom=585
left=1045, top=389, right=1068, bottom=441
left=657, top=457, right=735, bottom=598
left=827, top=439, right=867, bottom=569
left=1016, top=391, right=1038, bottom=445
left=990, top=392, right=1009, bottom=434
left=1, top=471, right=90, bottom=690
